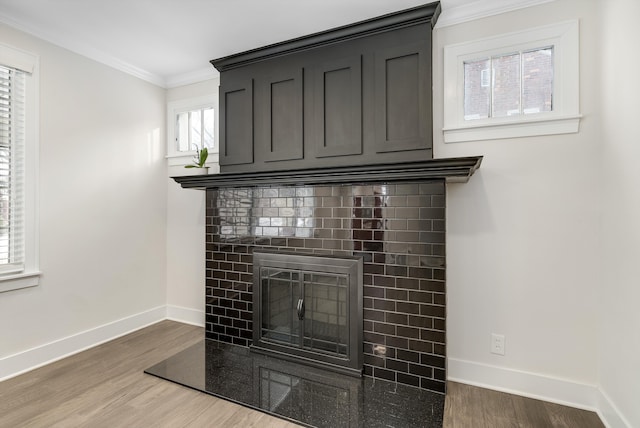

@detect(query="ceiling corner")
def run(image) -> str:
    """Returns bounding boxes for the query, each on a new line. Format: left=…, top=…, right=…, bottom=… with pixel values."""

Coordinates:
left=165, top=67, right=220, bottom=89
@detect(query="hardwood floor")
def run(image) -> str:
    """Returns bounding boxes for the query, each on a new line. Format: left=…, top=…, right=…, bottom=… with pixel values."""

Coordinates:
left=443, top=382, right=604, bottom=428
left=0, top=321, right=298, bottom=428
left=0, top=321, right=604, bottom=427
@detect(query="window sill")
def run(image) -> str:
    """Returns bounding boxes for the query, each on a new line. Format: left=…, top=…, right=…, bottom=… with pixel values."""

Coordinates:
left=443, top=114, right=581, bottom=143
left=167, top=152, right=219, bottom=167
left=0, top=271, right=41, bottom=293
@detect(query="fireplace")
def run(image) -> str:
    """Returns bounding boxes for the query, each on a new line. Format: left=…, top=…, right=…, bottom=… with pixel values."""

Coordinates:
left=252, top=250, right=363, bottom=376
left=168, top=157, right=482, bottom=397
left=205, top=178, right=450, bottom=393
left=148, top=158, right=481, bottom=426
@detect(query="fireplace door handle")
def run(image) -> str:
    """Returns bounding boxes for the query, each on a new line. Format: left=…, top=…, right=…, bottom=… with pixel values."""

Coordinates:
left=296, top=298, right=305, bottom=320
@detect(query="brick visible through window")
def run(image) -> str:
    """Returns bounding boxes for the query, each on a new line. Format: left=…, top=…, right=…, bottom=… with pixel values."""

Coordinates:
left=463, top=46, right=553, bottom=121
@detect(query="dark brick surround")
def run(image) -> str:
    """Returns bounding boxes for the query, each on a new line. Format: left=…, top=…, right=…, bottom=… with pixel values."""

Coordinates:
left=205, top=180, right=447, bottom=393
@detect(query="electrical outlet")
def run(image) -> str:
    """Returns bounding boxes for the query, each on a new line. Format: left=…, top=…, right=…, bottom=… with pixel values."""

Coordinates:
left=491, top=333, right=505, bottom=355
left=373, top=344, right=387, bottom=357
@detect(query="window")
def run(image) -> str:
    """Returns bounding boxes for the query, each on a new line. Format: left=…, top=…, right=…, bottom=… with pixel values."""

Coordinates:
left=443, top=20, right=580, bottom=143
left=464, top=47, right=553, bottom=120
left=0, top=43, right=39, bottom=293
left=167, top=95, right=218, bottom=167
left=176, top=106, right=214, bottom=153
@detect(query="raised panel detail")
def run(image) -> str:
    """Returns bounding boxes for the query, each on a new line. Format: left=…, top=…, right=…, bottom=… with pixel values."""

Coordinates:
left=220, top=79, right=254, bottom=166
left=315, top=56, right=362, bottom=158
left=261, top=69, right=303, bottom=162
left=374, top=42, right=431, bottom=153
left=213, top=5, right=438, bottom=173
left=387, top=54, right=419, bottom=140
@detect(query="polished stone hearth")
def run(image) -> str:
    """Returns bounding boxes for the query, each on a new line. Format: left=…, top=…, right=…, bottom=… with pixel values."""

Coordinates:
left=145, top=340, right=444, bottom=427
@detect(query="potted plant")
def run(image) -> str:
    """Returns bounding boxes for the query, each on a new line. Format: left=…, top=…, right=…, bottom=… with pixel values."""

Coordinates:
left=184, top=145, right=209, bottom=174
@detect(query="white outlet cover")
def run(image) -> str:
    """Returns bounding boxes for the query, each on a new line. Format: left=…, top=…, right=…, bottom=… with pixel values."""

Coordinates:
left=491, top=333, right=506, bottom=355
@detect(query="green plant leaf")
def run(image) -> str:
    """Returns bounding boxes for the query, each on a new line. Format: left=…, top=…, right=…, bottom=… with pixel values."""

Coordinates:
left=199, top=147, right=208, bottom=166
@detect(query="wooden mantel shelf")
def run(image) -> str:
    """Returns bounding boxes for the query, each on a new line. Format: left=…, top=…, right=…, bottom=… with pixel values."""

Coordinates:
left=172, top=156, right=482, bottom=190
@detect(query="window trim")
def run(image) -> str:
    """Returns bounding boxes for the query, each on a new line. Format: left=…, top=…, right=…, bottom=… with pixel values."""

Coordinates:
left=0, top=43, right=40, bottom=293
left=166, top=94, right=218, bottom=167
left=443, top=20, right=580, bottom=143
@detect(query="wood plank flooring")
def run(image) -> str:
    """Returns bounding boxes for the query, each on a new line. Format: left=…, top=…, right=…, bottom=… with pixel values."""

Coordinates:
left=444, top=382, right=604, bottom=428
left=0, top=321, right=299, bottom=428
left=0, top=321, right=604, bottom=427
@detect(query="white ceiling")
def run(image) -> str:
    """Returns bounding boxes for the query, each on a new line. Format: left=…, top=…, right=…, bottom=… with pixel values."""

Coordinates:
left=0, top=0, right=553, bottom=88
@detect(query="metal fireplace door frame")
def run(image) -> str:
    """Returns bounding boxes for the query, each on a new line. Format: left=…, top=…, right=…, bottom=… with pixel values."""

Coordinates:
left=251, top=250, right=363, bottom=377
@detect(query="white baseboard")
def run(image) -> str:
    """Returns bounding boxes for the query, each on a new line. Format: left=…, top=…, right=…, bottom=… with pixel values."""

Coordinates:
left=448, top=357, right=599, bottom=411
left=597, top=388, right=632, bottom=428
left=448, top=357, right=632, bottom=428
left=166, top=304, right=205, bottom=327
left=0, top=306, right=166, bottom=382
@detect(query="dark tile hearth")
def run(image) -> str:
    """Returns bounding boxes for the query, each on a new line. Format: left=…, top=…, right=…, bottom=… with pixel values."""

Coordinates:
left=145, top=339, right=444, bottom=428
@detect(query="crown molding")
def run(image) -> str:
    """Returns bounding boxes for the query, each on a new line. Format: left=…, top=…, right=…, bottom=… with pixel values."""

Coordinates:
left=436, top=0, right=556, bottom=28
left=165, top=66, right=220, bottom=89
left=0, top=13, right=166, bottom=87
left=211, top=2, right=440, bottom=72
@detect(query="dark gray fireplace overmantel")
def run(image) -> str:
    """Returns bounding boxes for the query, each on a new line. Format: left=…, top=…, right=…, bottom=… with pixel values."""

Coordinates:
left=172, top=156, right=482, bottom=189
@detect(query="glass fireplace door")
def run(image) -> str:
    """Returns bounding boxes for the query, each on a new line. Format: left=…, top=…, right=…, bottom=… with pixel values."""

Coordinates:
left=302, top=273, right=349, bottom=358
left=253, top=251, right=362, bottom=376
left=260, top=269, right=349, bottom=357
left=260, top=268, right=301, bottom=347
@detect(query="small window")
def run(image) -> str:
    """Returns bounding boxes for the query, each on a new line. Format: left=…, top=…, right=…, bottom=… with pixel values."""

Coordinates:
left=463, top=47, right=553, bottom=121
left=176, top=106, right=215, bottom=153
left=167, top=95, right=218, bottom=167
left=444, top=21, right=580, bottom=143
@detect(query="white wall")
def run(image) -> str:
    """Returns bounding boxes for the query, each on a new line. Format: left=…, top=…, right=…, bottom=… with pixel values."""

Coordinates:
left=599, top=0, right=640, bottom=426
left=0, top=23, right=167, bottom=372
left=165, top=79, right=219, bottom=325
left=435, top=0, right=603, bottom=408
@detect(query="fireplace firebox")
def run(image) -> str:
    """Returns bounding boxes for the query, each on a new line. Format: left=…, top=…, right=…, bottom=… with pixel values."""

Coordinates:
left=251, top=251, right=363, bottom=376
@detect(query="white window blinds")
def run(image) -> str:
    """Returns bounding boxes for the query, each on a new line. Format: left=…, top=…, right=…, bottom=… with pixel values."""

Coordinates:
left=0, top=65, right=25, bottom=273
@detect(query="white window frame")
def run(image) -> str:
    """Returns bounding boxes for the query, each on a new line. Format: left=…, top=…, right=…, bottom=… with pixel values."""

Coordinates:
left=0, top=43, right=40, bottom=293
left=443, top=20, right=580, bottom=143
left=166, top=94, right=219, bottom=167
